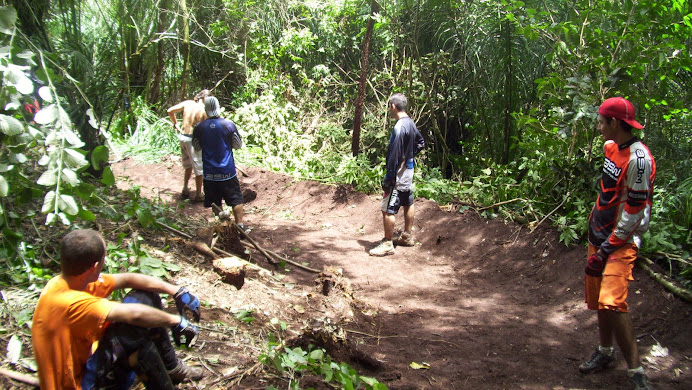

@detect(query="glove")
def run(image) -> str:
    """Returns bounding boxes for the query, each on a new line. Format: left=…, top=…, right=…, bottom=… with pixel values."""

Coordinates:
left=174, top=287, right=201, bottom=322
left=585, top=251, right=607, bottom=277
left=171, top=316, right=198, bottom=347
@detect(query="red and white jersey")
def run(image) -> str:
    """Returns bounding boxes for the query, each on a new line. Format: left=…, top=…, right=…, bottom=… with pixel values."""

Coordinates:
left=588, top=137, right=656, bottom=255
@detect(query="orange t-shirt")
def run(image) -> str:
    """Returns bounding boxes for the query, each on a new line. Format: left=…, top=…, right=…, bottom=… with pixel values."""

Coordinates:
left=32, top=274, right=118, bottom=390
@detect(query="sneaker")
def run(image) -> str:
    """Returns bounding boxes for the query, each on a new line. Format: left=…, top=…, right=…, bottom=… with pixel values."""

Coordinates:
left=579, top=348, right=616, bottom=374
left=369, top=239, right=394, bottom=256
left=394, top=231, right=415, bottom=247
left=629, top=372, right=653, bottom=390
left=168, top=359, right=203, bottom=383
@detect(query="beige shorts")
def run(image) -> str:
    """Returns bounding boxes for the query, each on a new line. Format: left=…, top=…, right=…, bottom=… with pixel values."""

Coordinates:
left=179, top=136, right=202, bottom=176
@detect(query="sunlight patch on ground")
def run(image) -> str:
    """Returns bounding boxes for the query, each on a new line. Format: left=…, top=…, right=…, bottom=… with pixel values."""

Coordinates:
left=546, top=311, right=574, bottom=328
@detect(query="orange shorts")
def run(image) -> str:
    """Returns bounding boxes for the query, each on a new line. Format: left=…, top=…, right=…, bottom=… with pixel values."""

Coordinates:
left=584, top=243, right=637, bottom=312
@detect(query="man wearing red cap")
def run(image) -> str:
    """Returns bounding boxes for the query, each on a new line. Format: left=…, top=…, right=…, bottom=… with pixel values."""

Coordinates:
left=579, top=97, right=655, bottom=390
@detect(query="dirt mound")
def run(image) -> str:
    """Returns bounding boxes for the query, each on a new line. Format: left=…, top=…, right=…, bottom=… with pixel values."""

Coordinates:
left=19, top=157, right=684, bottom=390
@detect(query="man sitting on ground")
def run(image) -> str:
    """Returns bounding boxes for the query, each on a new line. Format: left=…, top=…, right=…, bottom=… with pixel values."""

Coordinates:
left=32, top=229, right=204, bottom=389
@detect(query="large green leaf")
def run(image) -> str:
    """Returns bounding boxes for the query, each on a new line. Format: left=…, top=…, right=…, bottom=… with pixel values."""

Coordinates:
left=87, top=108, right=99, bottom=129
left=6, top=335, right=21, bottom=364
left=58, top=194, right=79, bottom=215
left=4, top=64, right=33, bottom=94
left=0, top=114, right=23, bottom=135
left=0, top=6, right=17, bottom=35
left=41, top=191, right=56, bottom=213
left=37, top=168, right=58, bottom=186
left=101, top=166, right=115, bottom=186
left=78, top=208, right=96, bottom=221
left=91, top=145, right=109, bottom=170
left=61, top=168, right=79, bottom=186
left=38, top=86, right=53, bottom=103
left=63, top=148, right=88, bottom=168
left=34, top=105, right=58, bottom=125
left=0, top=175, right=8, bottom=197
left=62, top=128, right=84, bottom=147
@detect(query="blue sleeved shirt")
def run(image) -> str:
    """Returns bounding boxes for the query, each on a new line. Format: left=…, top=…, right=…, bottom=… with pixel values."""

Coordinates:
left=384, top=117, right=425, bottom=189
left=192, top=117, right=242, bottom=181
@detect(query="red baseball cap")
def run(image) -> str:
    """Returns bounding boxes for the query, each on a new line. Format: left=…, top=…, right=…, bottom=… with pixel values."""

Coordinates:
left=598, top=97, right=643, bottom=129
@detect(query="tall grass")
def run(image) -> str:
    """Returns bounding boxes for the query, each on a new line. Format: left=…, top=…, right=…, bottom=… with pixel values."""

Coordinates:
left=111, top=97, right=180, bottom=163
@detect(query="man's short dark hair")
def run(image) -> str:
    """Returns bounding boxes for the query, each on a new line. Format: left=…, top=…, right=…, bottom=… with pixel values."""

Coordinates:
left=616, top=118, right=634, bottom=133
left=388, top=93, right=408, bottom=112
left=60, top=229, right=106, bottom=276
left=194, top=89, right=211, bottom=102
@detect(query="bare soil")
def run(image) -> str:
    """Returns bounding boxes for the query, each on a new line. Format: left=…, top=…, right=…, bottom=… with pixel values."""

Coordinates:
left=5, top=155, right=689, bottom=390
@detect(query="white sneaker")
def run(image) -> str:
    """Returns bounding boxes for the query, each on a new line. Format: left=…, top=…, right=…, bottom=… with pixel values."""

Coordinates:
left=369, top=239, right=394, bottom=256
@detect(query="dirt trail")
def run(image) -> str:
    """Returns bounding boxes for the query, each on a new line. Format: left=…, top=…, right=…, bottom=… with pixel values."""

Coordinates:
left=110, top=156, right=691, bottom=390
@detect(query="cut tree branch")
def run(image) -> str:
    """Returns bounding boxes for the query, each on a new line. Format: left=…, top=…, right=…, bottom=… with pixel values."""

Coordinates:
left=0, top=368, right=39, bottom=387
left=638, top=256, right=692, bottom=303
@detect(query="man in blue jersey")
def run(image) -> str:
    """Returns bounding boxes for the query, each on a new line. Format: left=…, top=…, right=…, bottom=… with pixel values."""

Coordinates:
left=369, top=93, right=425, bottom=256
left=192, top=96, right=246, bottom=230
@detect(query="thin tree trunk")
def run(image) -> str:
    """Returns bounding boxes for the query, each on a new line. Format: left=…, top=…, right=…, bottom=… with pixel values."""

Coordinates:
left=502, top=19, right=513, bottom=164
left=351, top=0, right=379, bottom=157
left=151, top=0, right=167, bottom=104
left=180, top=0, right=190, bottom=99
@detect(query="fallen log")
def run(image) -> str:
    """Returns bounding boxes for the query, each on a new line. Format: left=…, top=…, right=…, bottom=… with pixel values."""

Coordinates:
left=638, top=256, right=692, bottom=303
left=0, top=368, right=39, bottom=387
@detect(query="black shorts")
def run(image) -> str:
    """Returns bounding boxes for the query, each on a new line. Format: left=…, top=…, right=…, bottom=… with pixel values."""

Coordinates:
left=204, top=176, right=244, bottom=208
left=381, top=188, right=414, bottom=214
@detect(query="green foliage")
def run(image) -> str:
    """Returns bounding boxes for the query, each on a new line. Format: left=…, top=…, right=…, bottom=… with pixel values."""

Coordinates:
left=233, top=307, right=256, bottom=324
left=416, top=166, right=464, bottom=204
left=232, top=92, right=312, bottom=173
left=104, top=234, right=180, bottom=289
left=232, top=92, right=383, bottom=192
left=111, top=96, right=179, bottom=163
left=0, top=5, right=120, bottom=288
left=260, top=339, right=387, bottom=390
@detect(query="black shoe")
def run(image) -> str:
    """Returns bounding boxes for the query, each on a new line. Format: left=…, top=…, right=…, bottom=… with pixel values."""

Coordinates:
left=629, top=372, right=653, bottom=390
left=579, top=348, right=616, bottom=374
left=168, top=359, right=203, bottom=383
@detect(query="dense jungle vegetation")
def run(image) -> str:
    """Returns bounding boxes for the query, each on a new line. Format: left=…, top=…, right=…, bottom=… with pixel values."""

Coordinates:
left=0, top=0, right=690, bottom=290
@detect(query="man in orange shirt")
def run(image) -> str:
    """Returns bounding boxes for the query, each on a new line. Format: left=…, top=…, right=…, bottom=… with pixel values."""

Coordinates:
left=579, top=97, right=655, bottom=390
left=32, top=229, right=204, bottom=389
left=167, top=89, right=210, bottom=202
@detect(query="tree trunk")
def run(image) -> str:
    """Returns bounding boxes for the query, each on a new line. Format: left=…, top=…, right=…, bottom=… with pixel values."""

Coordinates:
left=502, top=19, right=513, bottom=164
left=180, top=0, right=190, bottom=99
left=351, top=0, right=379, bottom=157
left=150, top=0, right=168, bottom=104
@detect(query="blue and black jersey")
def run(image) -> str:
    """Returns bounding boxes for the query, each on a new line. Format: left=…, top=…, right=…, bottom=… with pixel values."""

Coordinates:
left=384, top=117, right=425, bottom=190
left=192, top=117, right=242, bottom=181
